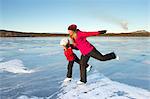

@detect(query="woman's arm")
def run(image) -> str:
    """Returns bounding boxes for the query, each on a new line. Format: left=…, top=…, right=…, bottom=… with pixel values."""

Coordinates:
left=79, top=31, right=99, bottom=37
left=79, top=30, right=107, bottom=37
left=70, top=44, right=78, bottom=50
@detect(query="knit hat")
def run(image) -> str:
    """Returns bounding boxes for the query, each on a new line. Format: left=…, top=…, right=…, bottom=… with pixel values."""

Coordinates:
left=60, top=38, right=69, bottom=46
left=68, top=24, right=77, bottom=31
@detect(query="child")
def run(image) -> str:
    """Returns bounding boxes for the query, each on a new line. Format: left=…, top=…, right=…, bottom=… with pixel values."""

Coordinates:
left=68, top=24, right=119, bottom=84
left=60, top=38, right=92, bottom=82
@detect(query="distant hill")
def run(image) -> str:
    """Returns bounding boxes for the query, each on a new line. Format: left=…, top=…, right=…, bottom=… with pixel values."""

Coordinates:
left=0, top=30, right=149, bottom=37
left=102, top=30, right=150, bottom=37
left=0, top=30, right=68, bottom=37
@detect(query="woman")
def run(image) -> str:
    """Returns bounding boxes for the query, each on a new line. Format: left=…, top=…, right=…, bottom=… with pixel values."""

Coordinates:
left=68, top=24, right=119, bottom=84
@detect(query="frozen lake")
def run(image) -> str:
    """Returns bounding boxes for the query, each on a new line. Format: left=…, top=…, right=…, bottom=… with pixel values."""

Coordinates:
left=0, top=37, right=150, bottom=99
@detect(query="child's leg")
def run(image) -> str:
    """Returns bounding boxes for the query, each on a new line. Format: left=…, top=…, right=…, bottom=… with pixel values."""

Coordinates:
left=80, top=55, right=90, bottom=83
left=67, top=61, right=74, bottom=78
left=74, top=54, right=80, bottom=64
left=74, top=54, right=89, bottom=68
left=89, top=48, right=116, bottom=61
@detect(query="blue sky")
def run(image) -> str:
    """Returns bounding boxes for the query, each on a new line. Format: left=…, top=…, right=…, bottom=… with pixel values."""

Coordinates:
left=1, top=0, right=149, bottom=33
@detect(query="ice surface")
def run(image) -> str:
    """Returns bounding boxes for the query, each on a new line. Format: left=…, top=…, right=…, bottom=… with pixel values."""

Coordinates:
left=0, top=57, right=4, bottom=62
left=16, top=72, right=150, bottom=99
left=143, top=60, right=150, bottom=65
left=0, top=37, right=149, bottom=99
left=39, top=51, right=62, bottom=56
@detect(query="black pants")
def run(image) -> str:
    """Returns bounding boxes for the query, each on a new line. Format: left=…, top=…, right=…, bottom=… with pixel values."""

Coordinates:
left=67, top=54, right=89, bottom=78
left=80, top=47, right=116, bottom=83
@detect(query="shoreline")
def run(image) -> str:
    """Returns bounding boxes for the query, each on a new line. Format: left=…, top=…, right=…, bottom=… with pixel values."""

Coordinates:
left=0, top=30, right=149, bottom=37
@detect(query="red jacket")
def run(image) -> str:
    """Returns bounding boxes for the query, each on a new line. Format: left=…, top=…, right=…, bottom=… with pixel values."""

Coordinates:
left=74, top=30, right=100, bottom=55
left=64, top=47, right=75, bottom=61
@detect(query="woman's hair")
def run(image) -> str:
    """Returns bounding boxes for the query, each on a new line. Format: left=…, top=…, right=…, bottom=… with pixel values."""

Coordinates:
left=68, top=24, right=77, bottom=31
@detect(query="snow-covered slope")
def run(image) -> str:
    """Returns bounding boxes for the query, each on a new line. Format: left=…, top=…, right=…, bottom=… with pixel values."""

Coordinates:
left=58, top=72, right=150, bottom=99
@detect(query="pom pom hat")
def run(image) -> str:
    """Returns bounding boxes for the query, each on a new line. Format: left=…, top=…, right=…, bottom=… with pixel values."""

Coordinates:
left=68, top=24, right=77, bottom=31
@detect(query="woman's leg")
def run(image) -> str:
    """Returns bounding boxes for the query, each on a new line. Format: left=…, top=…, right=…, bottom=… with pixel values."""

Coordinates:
left=89, top=48, right=116, bottom=61
left=67, top=61, right=74, bottom=78
left=80, top=55, right=90, bottom=83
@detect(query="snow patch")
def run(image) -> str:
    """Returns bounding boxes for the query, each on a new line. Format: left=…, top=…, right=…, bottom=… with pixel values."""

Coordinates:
left=18, top=48, right=25, bottom=52
left=0, top=59, right=35, bottom=74
left=58, top=72, right=150, bottom=99
left=17, top=95, right=43, bottom=99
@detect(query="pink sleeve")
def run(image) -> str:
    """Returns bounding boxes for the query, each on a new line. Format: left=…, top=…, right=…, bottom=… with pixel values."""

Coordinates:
left=79, top=31, right=100, bottom=37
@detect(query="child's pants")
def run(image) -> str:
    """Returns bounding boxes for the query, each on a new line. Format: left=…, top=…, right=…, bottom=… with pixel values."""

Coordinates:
left=67, top=54, right=79, bottom=78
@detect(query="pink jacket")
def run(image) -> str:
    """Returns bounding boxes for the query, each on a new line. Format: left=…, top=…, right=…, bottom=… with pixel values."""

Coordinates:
left=74, top=30, right=100, bottom=55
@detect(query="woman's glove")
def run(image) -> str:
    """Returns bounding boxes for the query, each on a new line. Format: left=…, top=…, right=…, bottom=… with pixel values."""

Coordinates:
left=98, top=30, right=107, bottom=34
